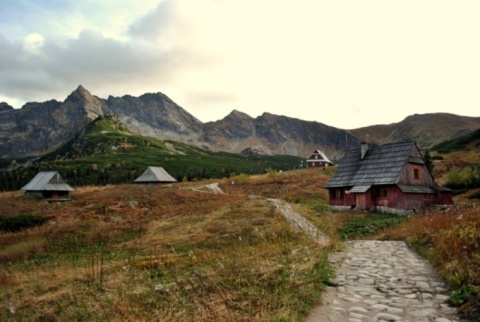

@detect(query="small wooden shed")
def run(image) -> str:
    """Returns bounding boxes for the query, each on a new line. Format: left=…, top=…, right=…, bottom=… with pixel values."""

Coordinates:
left=21, top=171, right=74, bottom=201
left=324, top=141, right=453, bottom=214
left=306, top=149, right=334, bottom=168
left=134, top=166, right=177, bottom=187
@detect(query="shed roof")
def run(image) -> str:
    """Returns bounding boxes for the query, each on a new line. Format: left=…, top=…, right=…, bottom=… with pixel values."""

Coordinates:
left=21, top=171, right=74, bottom=191
left=324, top=141, right=421, bottom=188
left=398, top=184, right=434, bottom=194
left=134, top=166, right=177, bottom=183
left=347, top=185, right=372, bottom=193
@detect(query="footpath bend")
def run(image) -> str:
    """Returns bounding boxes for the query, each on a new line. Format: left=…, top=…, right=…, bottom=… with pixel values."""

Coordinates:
left=305, top=240, right=461, bottom=322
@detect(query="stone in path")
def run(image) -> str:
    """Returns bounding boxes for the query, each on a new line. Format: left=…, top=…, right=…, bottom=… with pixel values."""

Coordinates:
left=305, top=240, right=461, bottom=322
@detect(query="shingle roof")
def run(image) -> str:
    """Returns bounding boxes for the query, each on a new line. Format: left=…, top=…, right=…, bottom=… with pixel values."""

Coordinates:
left=307, top=149, right=334, bottom=165
left=398, top=184, right=434, bottom=193
left=324, top=141, right=420, bottom=188
left=134, top=167, right=177, bottom=183
left=21, top=171, right=74, bottom=191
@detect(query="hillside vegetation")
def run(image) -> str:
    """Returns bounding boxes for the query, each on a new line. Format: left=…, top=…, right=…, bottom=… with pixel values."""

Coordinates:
left=1, top=127, right=479, bottom=321
left=0, top=169, right=338, bottom=321
left=0, top=114, right=302, bottom=191
left=429, top=128, right=480, bottom=196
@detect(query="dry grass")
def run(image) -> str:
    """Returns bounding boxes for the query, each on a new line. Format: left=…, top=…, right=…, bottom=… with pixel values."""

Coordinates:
left=0, top=170, right=334, bottom=322
left=3, top=166, right=479, bottom=320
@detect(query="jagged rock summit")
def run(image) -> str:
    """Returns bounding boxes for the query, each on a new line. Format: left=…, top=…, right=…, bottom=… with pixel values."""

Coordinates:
left=0, top=85, right=105, bottom=158
left=1, top=86, right=479, bottom=159
left=0, top=86, right=205, bottom=158
left=0, top=102, right=14, bottom=112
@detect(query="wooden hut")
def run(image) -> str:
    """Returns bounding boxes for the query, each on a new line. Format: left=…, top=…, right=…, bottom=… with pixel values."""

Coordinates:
left=324, top=141, right=453, bottom=214
left=306, top=149, right=334, bottom=168
left=21, top=171, right=74, bottom=201
left=134, top=167, right=177, bottom=187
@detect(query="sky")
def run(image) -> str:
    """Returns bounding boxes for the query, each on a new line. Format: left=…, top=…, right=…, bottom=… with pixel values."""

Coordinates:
left=1, top=0, right=479, bottom=129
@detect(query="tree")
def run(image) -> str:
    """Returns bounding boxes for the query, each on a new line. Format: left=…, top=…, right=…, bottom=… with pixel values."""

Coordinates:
left=423, top=150, right=434, bottom=173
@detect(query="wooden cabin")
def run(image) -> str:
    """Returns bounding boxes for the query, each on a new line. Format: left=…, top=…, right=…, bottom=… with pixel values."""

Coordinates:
left=323, top=141, right=453, bottom=214
left=21, top=171, right=74, bottom=201
left=306, top=149, right=334, bottom=168
left=134, top=166, right=177, bottom=187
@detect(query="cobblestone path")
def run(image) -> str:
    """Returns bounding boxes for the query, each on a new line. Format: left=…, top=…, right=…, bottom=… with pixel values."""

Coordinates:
left=306, top=240, right=461, bottom=322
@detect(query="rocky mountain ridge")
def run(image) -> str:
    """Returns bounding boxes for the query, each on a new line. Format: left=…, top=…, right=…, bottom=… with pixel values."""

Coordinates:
left=1, top=86, right=479, bottom=159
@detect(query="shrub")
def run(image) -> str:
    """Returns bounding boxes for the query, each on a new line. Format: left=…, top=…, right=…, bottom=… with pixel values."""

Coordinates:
left=445, top=166, right=480, bottom=191
left=0, top=214, right=48, bottom=232
left=468, top=190, right=480, bottom=199
left=266, top=167, right=277, bottom=179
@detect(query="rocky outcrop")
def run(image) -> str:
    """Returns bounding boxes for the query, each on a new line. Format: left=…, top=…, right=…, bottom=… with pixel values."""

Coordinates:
left=107, top=92, right=202, bottom=145
left=0, top=86, right=106, bottom=158
left=0, top=86, right=202, bottom=158
left=1, top=86, right=480, bottom=159
left=200, top=111, right=360, bottom=161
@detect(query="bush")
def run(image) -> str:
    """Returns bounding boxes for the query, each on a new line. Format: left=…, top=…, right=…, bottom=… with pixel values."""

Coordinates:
left=468, top=190, right=480, bottom=199
left=0, top=214, right=48, bottom=232
left=445, top=166, right=480, bottom=191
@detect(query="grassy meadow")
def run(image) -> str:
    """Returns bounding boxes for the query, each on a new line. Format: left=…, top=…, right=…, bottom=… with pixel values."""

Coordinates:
left=1, top=168, right=479, bottom=321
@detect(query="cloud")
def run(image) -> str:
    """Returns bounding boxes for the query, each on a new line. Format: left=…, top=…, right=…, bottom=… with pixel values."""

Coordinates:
left=22, top=33, right=45, bottom=52
left=128, top=1, right=175, bottom=41
left=0, top=0, right=479, bottom=128
left=0, top=1, right=199, bottom=106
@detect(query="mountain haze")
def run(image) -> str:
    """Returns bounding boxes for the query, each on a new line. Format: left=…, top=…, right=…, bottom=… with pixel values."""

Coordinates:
left=1, top=86, right=479, bottom=159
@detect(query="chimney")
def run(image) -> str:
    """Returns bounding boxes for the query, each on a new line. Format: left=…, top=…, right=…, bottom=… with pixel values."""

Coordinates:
left=361, top=142, right=369, bottom=159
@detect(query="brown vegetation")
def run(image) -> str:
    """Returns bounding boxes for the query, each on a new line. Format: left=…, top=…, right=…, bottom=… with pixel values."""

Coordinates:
left=1, top=166, right=479, bottom=321
left=0, top=169, right=334, bottom=321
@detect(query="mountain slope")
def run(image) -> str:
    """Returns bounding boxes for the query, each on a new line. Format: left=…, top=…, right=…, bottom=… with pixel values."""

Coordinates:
left=0, top=86, right=205, bottom=158
left=0, top=85, right=106, bottom=158
left=1, top=86, right=480, bottom=159
left=428, top=128, right=480, bottom=188
left=199, top=111, right=360, bottom=161
left=349, top=113, right=480, bottom=150
left=1, top=113, right=302, bottom=189
left=107, top=92, right=203, bottom=144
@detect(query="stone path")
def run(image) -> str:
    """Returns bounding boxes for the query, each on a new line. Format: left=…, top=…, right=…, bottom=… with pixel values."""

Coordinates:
left=268, top=198, right=330, bottom=246
left=306, top=240, right=461, bottom=322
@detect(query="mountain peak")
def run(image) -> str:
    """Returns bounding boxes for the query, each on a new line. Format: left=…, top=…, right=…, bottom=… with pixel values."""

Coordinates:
left=0, top=102, right=14, bottom=112
left=225, top=109, right=253, bottom=120
left=76, top=84, right=88, bottom=92
left=65, top=85, right=94, bottom=103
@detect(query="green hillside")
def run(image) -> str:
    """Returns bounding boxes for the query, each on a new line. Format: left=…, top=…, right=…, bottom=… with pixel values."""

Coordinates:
left=431, top=128, right=480, bottom=153
left=0, top=114, right=303, bottom=190
left=429, top=127, right=480, bottom=195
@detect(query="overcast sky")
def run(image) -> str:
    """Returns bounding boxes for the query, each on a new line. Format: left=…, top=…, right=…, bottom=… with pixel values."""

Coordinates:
left=1, top=0, right=479, bottom=129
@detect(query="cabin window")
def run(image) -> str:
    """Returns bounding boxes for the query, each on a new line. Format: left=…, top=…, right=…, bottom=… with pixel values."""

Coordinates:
left=380, top=188, right=388, bottom=198
left=334, top=189, right=343, bottom=199
left=373, top=187, right=388, bottom=198
left=414, top=168, right=420, bottom=180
